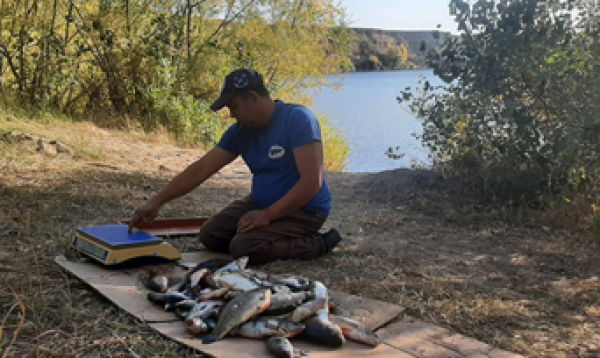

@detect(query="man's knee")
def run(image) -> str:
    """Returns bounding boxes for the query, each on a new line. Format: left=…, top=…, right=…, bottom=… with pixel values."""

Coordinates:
left=229, top=234, right=270, bottom=263
left=198, top=224, right=231, bottom=253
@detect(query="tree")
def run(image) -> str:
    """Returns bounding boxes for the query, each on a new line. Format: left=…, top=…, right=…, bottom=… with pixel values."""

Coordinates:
left=400, top=0, right=600, bottom=205
left=0, top=0, right=355, bottom=147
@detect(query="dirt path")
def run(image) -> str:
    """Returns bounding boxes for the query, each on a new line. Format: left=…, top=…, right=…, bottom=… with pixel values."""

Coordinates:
left=1, top=127, right=599, bottom=357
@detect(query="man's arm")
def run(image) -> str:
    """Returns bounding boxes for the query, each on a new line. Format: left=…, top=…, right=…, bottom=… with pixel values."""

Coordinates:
left=237, top=141, right=323, bottom=233
left=129, top=147, right=237, bottom=230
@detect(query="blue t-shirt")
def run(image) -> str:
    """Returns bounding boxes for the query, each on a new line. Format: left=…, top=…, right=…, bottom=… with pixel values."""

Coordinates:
left=217, top=101, right=331, bottom=216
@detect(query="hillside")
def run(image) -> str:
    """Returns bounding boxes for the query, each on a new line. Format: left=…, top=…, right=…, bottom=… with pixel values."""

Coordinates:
left=350, top=27, right=453, bottom=70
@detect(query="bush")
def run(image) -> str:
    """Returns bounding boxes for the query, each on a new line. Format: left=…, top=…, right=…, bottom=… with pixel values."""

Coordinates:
left=400, top=0, right=600, bottom=231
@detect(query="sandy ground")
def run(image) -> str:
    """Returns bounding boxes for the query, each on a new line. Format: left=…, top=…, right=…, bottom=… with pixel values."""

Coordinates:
left=1, top=126, right=600, bottom=357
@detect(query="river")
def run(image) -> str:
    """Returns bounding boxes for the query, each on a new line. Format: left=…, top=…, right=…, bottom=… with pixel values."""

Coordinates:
left=310, top=69, right=440, bottom=173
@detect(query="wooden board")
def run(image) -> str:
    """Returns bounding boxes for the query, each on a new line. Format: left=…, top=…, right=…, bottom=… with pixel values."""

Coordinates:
left=329, top=290, right=404, bottom=331
left=55, top=256, right=185, bottom=322
left=150, top=321, right=413, bottom=358
left=377, top=321, right=524, bottom=358
left=55, top=251, right=409, bottom=357
left=120, top=217, right=209, bottom=236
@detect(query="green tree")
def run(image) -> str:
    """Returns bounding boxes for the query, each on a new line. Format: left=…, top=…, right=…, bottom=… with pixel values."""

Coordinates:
left=401, top=0, right=600, bottom=205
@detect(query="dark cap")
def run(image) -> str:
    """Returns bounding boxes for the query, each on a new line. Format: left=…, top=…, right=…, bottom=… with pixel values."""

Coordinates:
left=210, top=69, right=266, bottom=111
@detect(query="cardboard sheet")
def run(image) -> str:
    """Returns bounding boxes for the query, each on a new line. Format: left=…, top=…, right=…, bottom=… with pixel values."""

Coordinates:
left=151, top=321, right=414, bottom=358
left=55, top=251, right=408, bottom=357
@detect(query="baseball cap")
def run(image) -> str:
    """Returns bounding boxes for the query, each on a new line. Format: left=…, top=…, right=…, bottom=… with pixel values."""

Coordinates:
left=210, top=69, right=266, bottom=111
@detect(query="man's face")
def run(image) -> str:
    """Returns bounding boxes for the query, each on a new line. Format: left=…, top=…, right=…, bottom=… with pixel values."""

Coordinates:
left=225, top=93, right=263, bottom=128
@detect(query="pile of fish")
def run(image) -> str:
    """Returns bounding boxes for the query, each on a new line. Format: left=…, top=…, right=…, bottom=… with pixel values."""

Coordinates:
left=145, top=256, right=380, bottom=357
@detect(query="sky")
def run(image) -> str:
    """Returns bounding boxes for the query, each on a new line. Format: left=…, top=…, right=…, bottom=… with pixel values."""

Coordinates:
left=339, top=0, right=459, bottom=33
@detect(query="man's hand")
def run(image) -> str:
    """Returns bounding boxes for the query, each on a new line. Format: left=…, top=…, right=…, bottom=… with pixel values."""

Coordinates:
left=237, top=210, right=271, bottom=233
left=128, top=203, right=160, bottom=232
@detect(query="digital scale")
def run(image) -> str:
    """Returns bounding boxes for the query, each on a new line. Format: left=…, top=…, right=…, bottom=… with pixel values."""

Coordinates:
left=72, top=218, right=208, bottom=266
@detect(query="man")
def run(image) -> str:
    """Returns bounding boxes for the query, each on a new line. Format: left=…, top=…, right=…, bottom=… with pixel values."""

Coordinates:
left=128, top=68, right=341, bottom=264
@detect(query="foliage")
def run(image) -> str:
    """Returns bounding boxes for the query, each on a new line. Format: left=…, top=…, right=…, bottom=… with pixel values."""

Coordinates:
left=144, top=60, right=229, bottom=146
left=0, top=0, right=354, bottom=157
left=318, top=112, right=351, bottom=172
left=351, top=30, right=414, bottom=70
left=399, top=0, right=600, bottom=226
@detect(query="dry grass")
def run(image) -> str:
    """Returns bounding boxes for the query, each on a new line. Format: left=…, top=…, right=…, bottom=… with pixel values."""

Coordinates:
left=2, top=111, right=600, bottom=357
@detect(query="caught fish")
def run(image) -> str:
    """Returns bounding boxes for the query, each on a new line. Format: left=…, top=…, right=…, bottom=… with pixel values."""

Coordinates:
left=189, top=268, right=210, bottom=288
left=185, top=317, right=210, bottom=336
left=266, top=336, right=294, bottom=358
left=202, top=288, right=272, bottom=344
left=173, top=299, right=197, bottom=311
left=300, top=316, right=345, bottom=348
left=212, top=270, right=262, bottom=291
left=197, top=287, right=230, bottom=302
left=147, top=291, right=189, bottom=306
left=233, top=317, right=305, bottom=339
left=329, top=314, right=380, bottom=347
left=261, top=304, right=297, bottom=316
left=205, top=317, right=217, bottom=331
left=201, top=271, right=219, bottom=289
left=186, top=300, right=224, bottom=321
left=269, top=274, right=311, bottom=291
left=291, top=298, right=327, bottom=323
left=310, top=281, right=329, bottom=319
left=214, top=256, right=249, bottom=273
left=270, top=291, right=311, bottom=308
left=165, top=281, right=186, bottom=294
left=268, top=284, right=293, bottom=295
left=224, top=290, right=242, bottom=301
left=147, top=274, right=169, bottom=293
left=187, top=258, right=233, bottom=273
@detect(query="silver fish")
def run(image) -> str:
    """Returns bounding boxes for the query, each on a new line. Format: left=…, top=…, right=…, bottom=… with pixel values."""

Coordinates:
left=233, top=317, right=305, bottom=339
left=185, top=317, right=210, bottom=336
left=186, top=300, right=224, bottom=321
left=147, top=274, right=169, bottom=293
left=310, top=281, right=329, bottom=319
left=269, top=274, right=311, bottom=291
left=300, top=316, right=345, bottom=347
left=270, top=291, right=311, bottom=308
left=189, top=268, right=210, bottom=288
left=266, top=336, right=294, bottom=358
left=197, top=287, right=230, bottom=302
left=212, top=270, right=262, bottom=291
left=202, top=288, right=272, bottom=344
left=329, top=314, right=380, bottom=347
left=214, top=256, right=249, bottom=273
left=291, top=297, right=327, bottom=323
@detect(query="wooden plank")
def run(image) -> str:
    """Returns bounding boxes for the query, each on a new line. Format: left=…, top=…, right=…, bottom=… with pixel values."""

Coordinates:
left=56, top=252, right=410, bottom=357
left=329, top=290, right=405, bottom=331
left=377, top=321, right=524, bottom=358
left=55, top=256, right=185, bottom=323
left=434, top=331, right=495, bottom=356
left=150, top=321, right=412, bottom=358
left=120, top=217, right=208, bottom=236
left=487, top=349, right=525, bottom=358
left=377, top=322, right=464, bottom=357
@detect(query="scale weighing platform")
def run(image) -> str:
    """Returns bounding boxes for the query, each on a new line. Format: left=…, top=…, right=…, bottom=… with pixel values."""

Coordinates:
left=72, top=218, right=208, bottom=265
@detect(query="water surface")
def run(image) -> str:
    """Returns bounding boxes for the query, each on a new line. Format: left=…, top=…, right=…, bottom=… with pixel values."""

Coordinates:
left=310, top=70, right=440, bottom=172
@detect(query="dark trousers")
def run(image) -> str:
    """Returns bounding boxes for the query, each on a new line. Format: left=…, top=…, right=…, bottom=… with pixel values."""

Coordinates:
left=199, top=197, right=326, bottom=264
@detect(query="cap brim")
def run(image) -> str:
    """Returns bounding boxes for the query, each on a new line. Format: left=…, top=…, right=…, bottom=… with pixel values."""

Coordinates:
left=210, top=90, right=235, bottom=111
